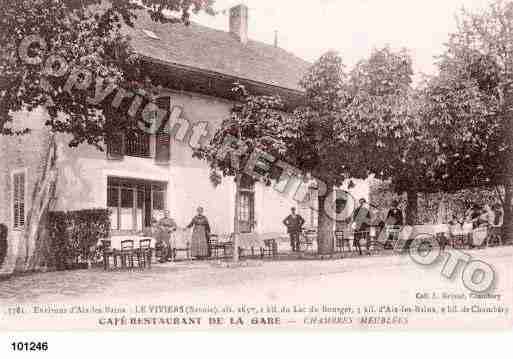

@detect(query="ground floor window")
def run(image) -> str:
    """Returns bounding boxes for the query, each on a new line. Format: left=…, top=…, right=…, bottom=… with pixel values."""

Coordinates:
left=107, top=177, right=167, bottom=233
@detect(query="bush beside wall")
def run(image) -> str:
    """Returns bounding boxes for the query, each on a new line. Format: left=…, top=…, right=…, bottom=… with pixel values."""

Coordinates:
left=46, top=209, right=110, bottom=270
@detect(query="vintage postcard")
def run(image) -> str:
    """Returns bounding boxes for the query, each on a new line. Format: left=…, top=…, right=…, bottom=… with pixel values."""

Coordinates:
left=0, top=0, right=512, bottom=333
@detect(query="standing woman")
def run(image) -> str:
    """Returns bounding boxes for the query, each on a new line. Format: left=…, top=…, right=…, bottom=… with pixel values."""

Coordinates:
left=187, top=207, right=211, bottom=259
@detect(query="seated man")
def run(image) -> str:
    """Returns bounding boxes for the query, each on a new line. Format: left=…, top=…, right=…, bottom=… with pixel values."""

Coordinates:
left=156, top=210, right=178, bottom=263
left=489, top=203, right=504, bottom=245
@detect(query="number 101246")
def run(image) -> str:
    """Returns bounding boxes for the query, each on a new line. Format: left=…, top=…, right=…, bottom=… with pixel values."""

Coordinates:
left=11, top=342, right=48, bottom=351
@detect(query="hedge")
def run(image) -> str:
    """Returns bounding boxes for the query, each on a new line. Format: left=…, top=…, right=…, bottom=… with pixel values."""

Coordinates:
left=47, top=209, right=110, bottom=270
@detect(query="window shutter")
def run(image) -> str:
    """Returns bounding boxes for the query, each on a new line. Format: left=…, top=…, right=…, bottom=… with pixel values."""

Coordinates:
left=13, top=173, right=25, bottom=228
left=107, top=132, right=125, bottom=160
left=155, top=132, right=171, bottom=164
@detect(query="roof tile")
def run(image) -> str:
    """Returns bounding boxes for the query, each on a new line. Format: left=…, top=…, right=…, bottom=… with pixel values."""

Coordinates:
left=127, top=11, right=310, bottom=92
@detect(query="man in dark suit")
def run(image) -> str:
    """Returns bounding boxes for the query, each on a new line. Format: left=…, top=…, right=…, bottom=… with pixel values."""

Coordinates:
left=283, top=207, right=305, bottom=252
left=386, top=200, right=404, bottom=226
left=385, top=200, right=404, bottom=249
left=352, top=198, right=371, bottom=255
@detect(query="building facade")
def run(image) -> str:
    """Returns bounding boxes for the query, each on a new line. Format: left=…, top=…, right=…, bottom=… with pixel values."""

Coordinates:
left=0, top=5, right=315, bottom=272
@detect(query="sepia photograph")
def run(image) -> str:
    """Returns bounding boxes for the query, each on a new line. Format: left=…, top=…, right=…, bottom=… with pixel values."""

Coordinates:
left=0, top=0, right=512, bottom=335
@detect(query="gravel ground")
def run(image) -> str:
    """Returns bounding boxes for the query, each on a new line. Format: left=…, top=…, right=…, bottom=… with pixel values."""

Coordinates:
left=0, top=246, right=511, bottom=330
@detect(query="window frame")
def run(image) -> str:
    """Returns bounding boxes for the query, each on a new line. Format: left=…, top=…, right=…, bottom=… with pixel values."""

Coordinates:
left=107, top=177, right=167, bottom=234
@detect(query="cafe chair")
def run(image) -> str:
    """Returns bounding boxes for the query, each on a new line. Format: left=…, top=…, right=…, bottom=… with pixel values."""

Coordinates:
left=120, top=240, right=135, bottom=269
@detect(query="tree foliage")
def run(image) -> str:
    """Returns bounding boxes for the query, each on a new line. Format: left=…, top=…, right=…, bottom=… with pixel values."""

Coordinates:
left=343, top=47, right=428, bottom=193
left=0, top=0, right=214, bottom=145
left=421, top=0, right=512, bottom=192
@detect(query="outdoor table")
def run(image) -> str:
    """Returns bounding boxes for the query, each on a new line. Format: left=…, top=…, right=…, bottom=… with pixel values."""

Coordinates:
left=101, top=236, right=155, bottom=271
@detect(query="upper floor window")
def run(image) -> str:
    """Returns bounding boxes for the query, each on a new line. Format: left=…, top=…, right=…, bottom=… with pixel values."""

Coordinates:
left=125, top=131, right=151, bottom=158
left=12, top=171, right=25, bottom=229
left=107, top=130, right=170, bottom=163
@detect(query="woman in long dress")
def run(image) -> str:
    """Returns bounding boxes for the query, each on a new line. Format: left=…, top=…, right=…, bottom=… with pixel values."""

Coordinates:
left=187, top=207, right=211, bottom=259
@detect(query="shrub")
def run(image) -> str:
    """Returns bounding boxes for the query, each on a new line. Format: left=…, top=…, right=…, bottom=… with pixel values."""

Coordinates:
left=47, top=209, right=110, bottom=270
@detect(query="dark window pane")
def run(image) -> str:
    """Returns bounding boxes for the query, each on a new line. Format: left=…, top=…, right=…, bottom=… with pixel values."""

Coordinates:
left=107, top=187, right=119, bottom=207
left=137, top=190, right=144, bottom=209
left=121, top=188, right=134, bottom=208
left=19, top=203, right=24, bottom=226
left=125, top=131, right=151, bottom=158
left=13, top=203, right=19, bottom=228
left=152, top=191, right=165, bottom=210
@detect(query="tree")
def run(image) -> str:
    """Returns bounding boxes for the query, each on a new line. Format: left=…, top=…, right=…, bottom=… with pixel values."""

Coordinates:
left=196, top=53, right=359, bottom=255
left=422, top=0, right=513, bottom=241
left=292, top=52, right=366, bottom=254
left=194, top=84, right=301, bottom=260
left=343, top=46, right=430, bottom=224
left=0, top=0, right=214, bottom=272
left=1, top=0, right=214, bottom=143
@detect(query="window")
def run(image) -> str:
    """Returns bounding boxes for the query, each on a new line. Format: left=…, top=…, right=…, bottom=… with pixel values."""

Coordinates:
left=107, top=177, right=167, bottom=232
left=152, top=189, right=165, bottom=211
left=107, top=130, right=169, bottom=161
left=12, top=171, right=25, bottom=229
left=125, top=131, right=151, bottom=158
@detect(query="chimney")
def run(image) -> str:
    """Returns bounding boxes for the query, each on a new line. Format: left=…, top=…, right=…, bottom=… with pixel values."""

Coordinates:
left=229, top=4, right=249, bottom=44
left=274, top=30, right=278, bottom=48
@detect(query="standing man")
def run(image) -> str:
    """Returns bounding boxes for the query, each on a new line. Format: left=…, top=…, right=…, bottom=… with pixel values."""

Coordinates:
left=157, top=210, right=177, bottom=263
left=386, top=200, right=404, bottom=226
left=283, top=207, right=305, bottom=252
left=352, top=198, right=371, bottom=255
left=385, top=200, right=403, bottom=248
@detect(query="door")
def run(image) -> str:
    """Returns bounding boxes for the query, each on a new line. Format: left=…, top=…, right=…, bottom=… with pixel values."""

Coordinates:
left=238, top=190, right=255, bottom=233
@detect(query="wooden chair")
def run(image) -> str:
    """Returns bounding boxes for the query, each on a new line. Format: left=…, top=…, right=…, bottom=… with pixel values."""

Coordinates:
left=302, top=230, right=315, bottom=253
left=120, top=240, right=135, bottom=269
left=172, top=242, right=191, bottom=261
left=261, top=239, right=278, bottom=258
left=208, top=234, right=221, bottom=258
left=335, top=231, right=350, bottom=253
left=385, top=225, right=401, bottom=249
left=137, top=239, right=152, bottom=269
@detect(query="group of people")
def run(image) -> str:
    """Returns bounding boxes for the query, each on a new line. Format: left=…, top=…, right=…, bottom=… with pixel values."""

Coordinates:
left=281, top=199, right=405, bottom=254
left=154, top=207, right=211, bottom=263
left=449, top=202, right=504, bottom=243
left=350, top=198, right=404, bottom=254
left=154, top=199, right=506, bottom=261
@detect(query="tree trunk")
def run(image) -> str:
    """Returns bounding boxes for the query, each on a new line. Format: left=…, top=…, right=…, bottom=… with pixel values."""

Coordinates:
left=405, top=189, right=418, bottom=225
left=233, top=173, right=241, bottom=262
left=503, top=182, right=512, bottom=244
left=317, top=183, right=334, bottom=255
left=20, top=134, right=58, bottom=272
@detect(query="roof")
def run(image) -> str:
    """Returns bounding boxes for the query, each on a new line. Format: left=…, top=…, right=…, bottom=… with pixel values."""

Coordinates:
left=126, top=11, right=310, bottom=93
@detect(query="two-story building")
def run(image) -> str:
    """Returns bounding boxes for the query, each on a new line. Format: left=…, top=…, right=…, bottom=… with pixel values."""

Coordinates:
left=0, top=5, right=321, bottom=272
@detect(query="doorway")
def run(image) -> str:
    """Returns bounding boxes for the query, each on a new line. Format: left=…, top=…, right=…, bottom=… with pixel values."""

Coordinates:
left=238, top=175, right=256, bottom=234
